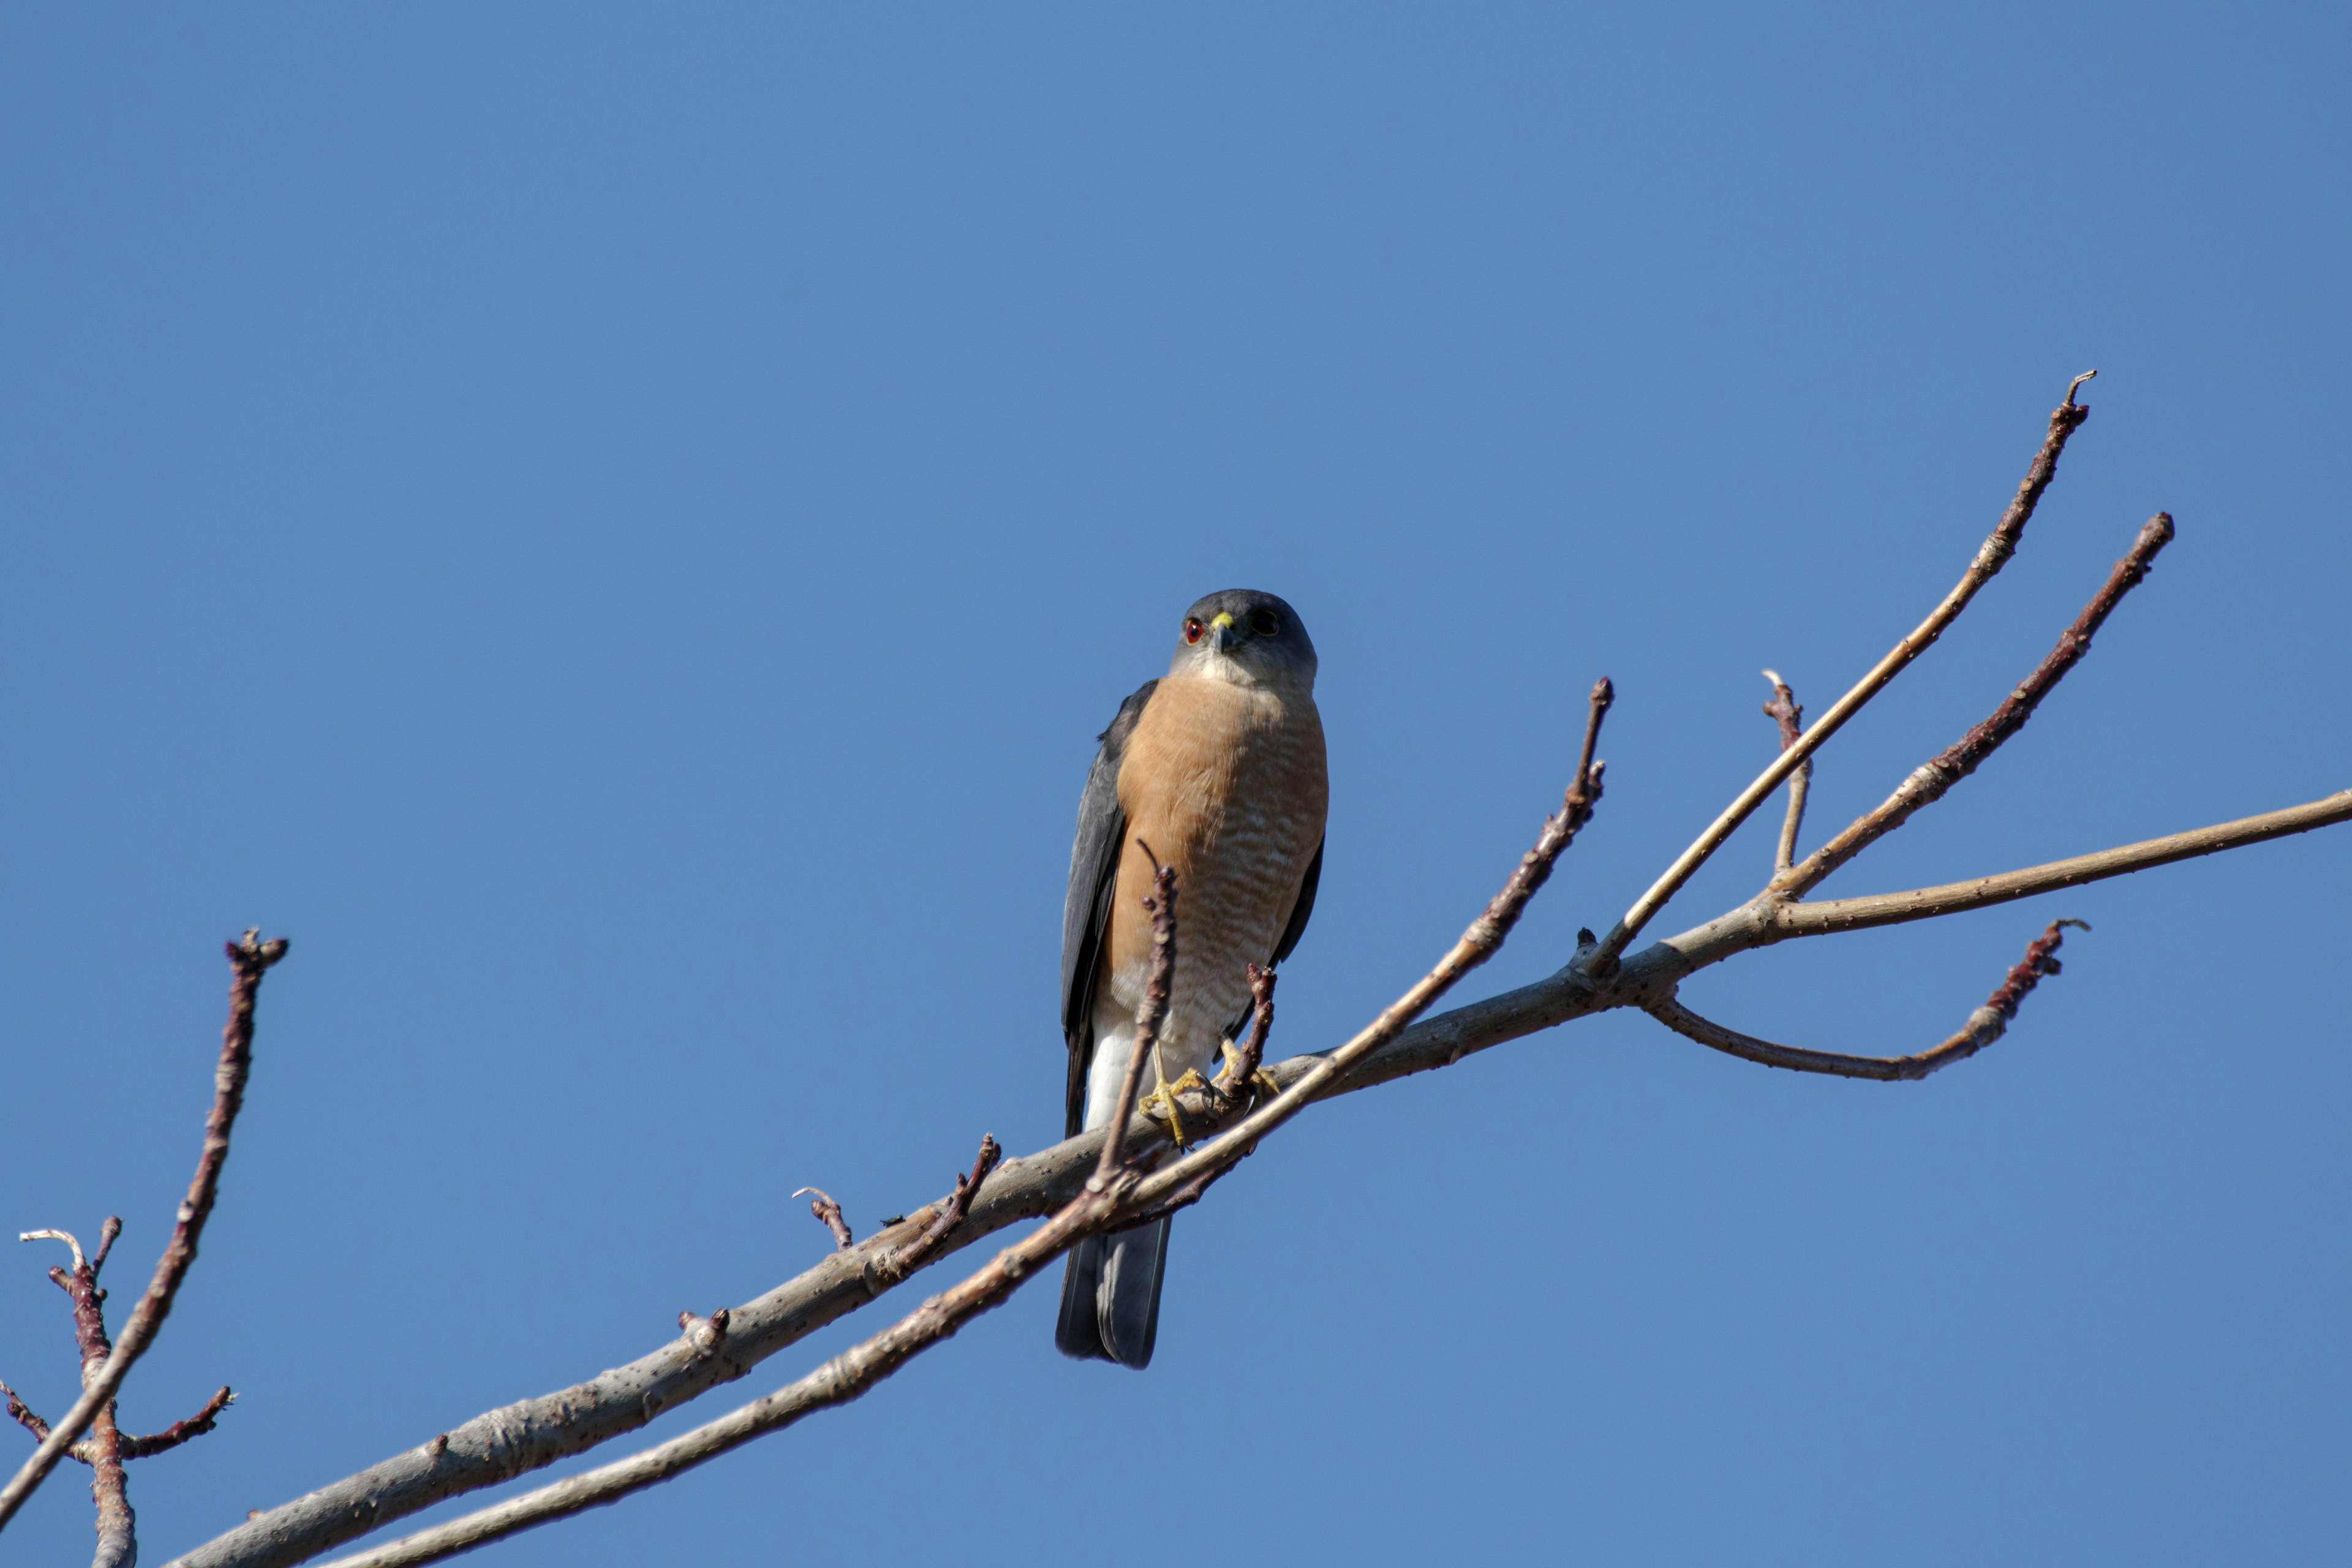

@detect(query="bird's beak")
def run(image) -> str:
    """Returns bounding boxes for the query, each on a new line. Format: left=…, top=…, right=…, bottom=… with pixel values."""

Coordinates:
left=1207, top=612, right=1241, bottom=654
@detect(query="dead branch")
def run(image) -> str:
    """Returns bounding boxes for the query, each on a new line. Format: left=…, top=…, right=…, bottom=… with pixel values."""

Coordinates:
left=0, top=933, right=285, bottom=1535
left=790, top=1189, right=854, bottom=1251
left=1586, top=373, right=2096, bottom=974
left=1646, top=918, right=2087, bottom=1079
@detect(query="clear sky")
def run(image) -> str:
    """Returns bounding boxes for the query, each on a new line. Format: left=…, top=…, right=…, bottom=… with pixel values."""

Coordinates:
left=5, top=6, right=2348, bottom=1565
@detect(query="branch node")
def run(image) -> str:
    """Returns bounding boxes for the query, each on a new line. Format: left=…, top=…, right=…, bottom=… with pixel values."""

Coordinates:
left=791, top=1189, right=854, bottom=1251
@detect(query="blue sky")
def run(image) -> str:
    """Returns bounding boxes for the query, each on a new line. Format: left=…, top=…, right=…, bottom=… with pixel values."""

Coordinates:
left=4, top=6, right=2348, bottom=1564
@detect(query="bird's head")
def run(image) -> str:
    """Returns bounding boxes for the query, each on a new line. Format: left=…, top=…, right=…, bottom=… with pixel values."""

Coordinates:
left=1167, top=589, right=1317, bottom=692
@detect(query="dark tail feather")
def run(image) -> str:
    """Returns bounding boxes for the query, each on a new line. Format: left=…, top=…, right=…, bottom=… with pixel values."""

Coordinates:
left=1052, top=1218, right=1171, bottom=1369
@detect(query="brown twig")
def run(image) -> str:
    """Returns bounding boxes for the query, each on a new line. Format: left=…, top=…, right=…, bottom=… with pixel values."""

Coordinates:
left=118, top=1388, right=238, bottom=1461
left=1645, top=919, right=2088, bottom=1080
left=1210, top=964, right=1280, bottom=1106
left=1760, top=670, right=1811, bottom=872
left=0, top=1386, right=50, bottom=1446
left=1777, top=513, right=2176, bottom=897
left=1092, top=858, right=1177, bottom=1189
left=1585, top=375, right=2096, bottom=974
left=23, top=1226, right=135, bottom=1566
left=883, top=1136, right=1004, bottom=1278
left=791, top=1189, right=854, bottom=1251
left=0, top=932, right=286, bottom=1534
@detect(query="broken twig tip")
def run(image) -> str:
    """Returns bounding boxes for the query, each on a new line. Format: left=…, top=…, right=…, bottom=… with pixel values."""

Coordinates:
left=2065, top=369, right=2098, bottom=405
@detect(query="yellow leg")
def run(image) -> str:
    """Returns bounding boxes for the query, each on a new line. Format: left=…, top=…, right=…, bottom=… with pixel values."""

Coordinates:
left=1138, top=1068, right=1208, bottom=1152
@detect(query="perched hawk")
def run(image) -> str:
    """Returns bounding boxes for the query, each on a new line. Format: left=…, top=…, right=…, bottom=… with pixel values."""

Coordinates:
left=1055, top=589, right=1329, bottom=1368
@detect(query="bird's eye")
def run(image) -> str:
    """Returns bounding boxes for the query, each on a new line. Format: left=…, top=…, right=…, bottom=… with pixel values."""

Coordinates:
left=1183, top=618, right=1205, bottom=645
left=1250, top=609, right=1281, bottom=636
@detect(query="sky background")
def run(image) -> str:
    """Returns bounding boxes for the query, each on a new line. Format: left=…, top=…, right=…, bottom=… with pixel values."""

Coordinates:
left=4, top=5, right=2348, bottom=1565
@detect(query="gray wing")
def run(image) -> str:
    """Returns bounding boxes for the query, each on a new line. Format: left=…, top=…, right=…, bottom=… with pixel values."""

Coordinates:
left=1061, top=679, right=1158, bottom=1139
left=1270, top=837, right=1324, bottom=966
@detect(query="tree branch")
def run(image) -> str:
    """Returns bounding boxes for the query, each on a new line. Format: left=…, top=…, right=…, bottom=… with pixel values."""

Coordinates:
left=1585, top=373, right=2096, bottom=973
left=1645, top=918, right=2086, bottom=1079
left=878, top=1136, right=1003, bottom=1281
left=166, top=786, right=2345, bottom=1568
left=1760, top=670, right=1811, bottom=872
left=0, top=933, right=287, bottom=1536
left=1777, top=512, right=2174, bottom=897
left=790, top=1190, right=854, bottom=1251
left=1766, top=791, right=2352, bottom=941
left=1097, top=859, right=1177, bottom=1182
left=118, top=1388, right=238, bottom=1461
left=0, top=1386, right=51, bottom=1446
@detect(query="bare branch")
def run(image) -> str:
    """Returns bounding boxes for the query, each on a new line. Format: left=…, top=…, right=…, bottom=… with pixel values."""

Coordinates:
left=1210, top=963, right=1280, bottom=1107
left=310, top=1175, right=1136, bottom=1568
left=1769, top=791, right=2352, bottom=941
left=1760, top=670, right=1811, bottom=872
left=1646, top=918, right=2087, bottom=1079
left=790, top=1189, right=854, bottom=1251
left=1094, top=859, right=1177, bottom=1185
left=881, top=1136, right=1003, bottom=1279
left=1586, top=377, right=2096, bottom=972
left=1778, top=513, right=2175, bottom=897
left=0, top=1385, right=51, bottom=1446
left=0, top=932, right=288, bottom=1534
left=119, top=1388, right=236, bottom=1461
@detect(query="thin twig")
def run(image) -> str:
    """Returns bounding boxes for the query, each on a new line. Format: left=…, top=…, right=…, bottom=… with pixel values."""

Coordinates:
left=0, top=1386, right=50, bottom=1446
left=1645, top=919, right=2087, bottom=1079
left=1767, top=791, right=2352, bottom=940
left=1760, top=670, right=1811, bottom=872
left=1210, top=964, right=1280, bottom=1106
left=0, top=932, right=287, bottom=1534
left=1092, top=859, right=1176, bottom=1189
left=790, top=1190, right=854, bottom=1252
left=26, top=1226, right=137, bottom=1566
left=882, top=1136, right=1003, bottom=1279
left=1585, top=375, right=2096, bottom=974
left=118, top=1388, right=238, bottom=1461
left=1777, top=513, right=2176, bottom=897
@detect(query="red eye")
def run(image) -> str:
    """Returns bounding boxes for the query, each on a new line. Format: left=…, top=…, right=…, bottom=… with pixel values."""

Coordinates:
left=1250, top=609, right=1280, bottom=636
left=1183, top=618, right=1205, bottom=644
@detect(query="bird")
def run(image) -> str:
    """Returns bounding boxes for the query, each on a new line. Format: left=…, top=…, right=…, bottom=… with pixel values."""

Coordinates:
left=1054, top=588, right=1329, bottom=1368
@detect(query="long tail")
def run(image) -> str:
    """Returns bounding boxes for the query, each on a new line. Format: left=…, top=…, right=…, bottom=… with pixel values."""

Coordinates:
left=1053, top=1217, right=1170, bottom=1368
